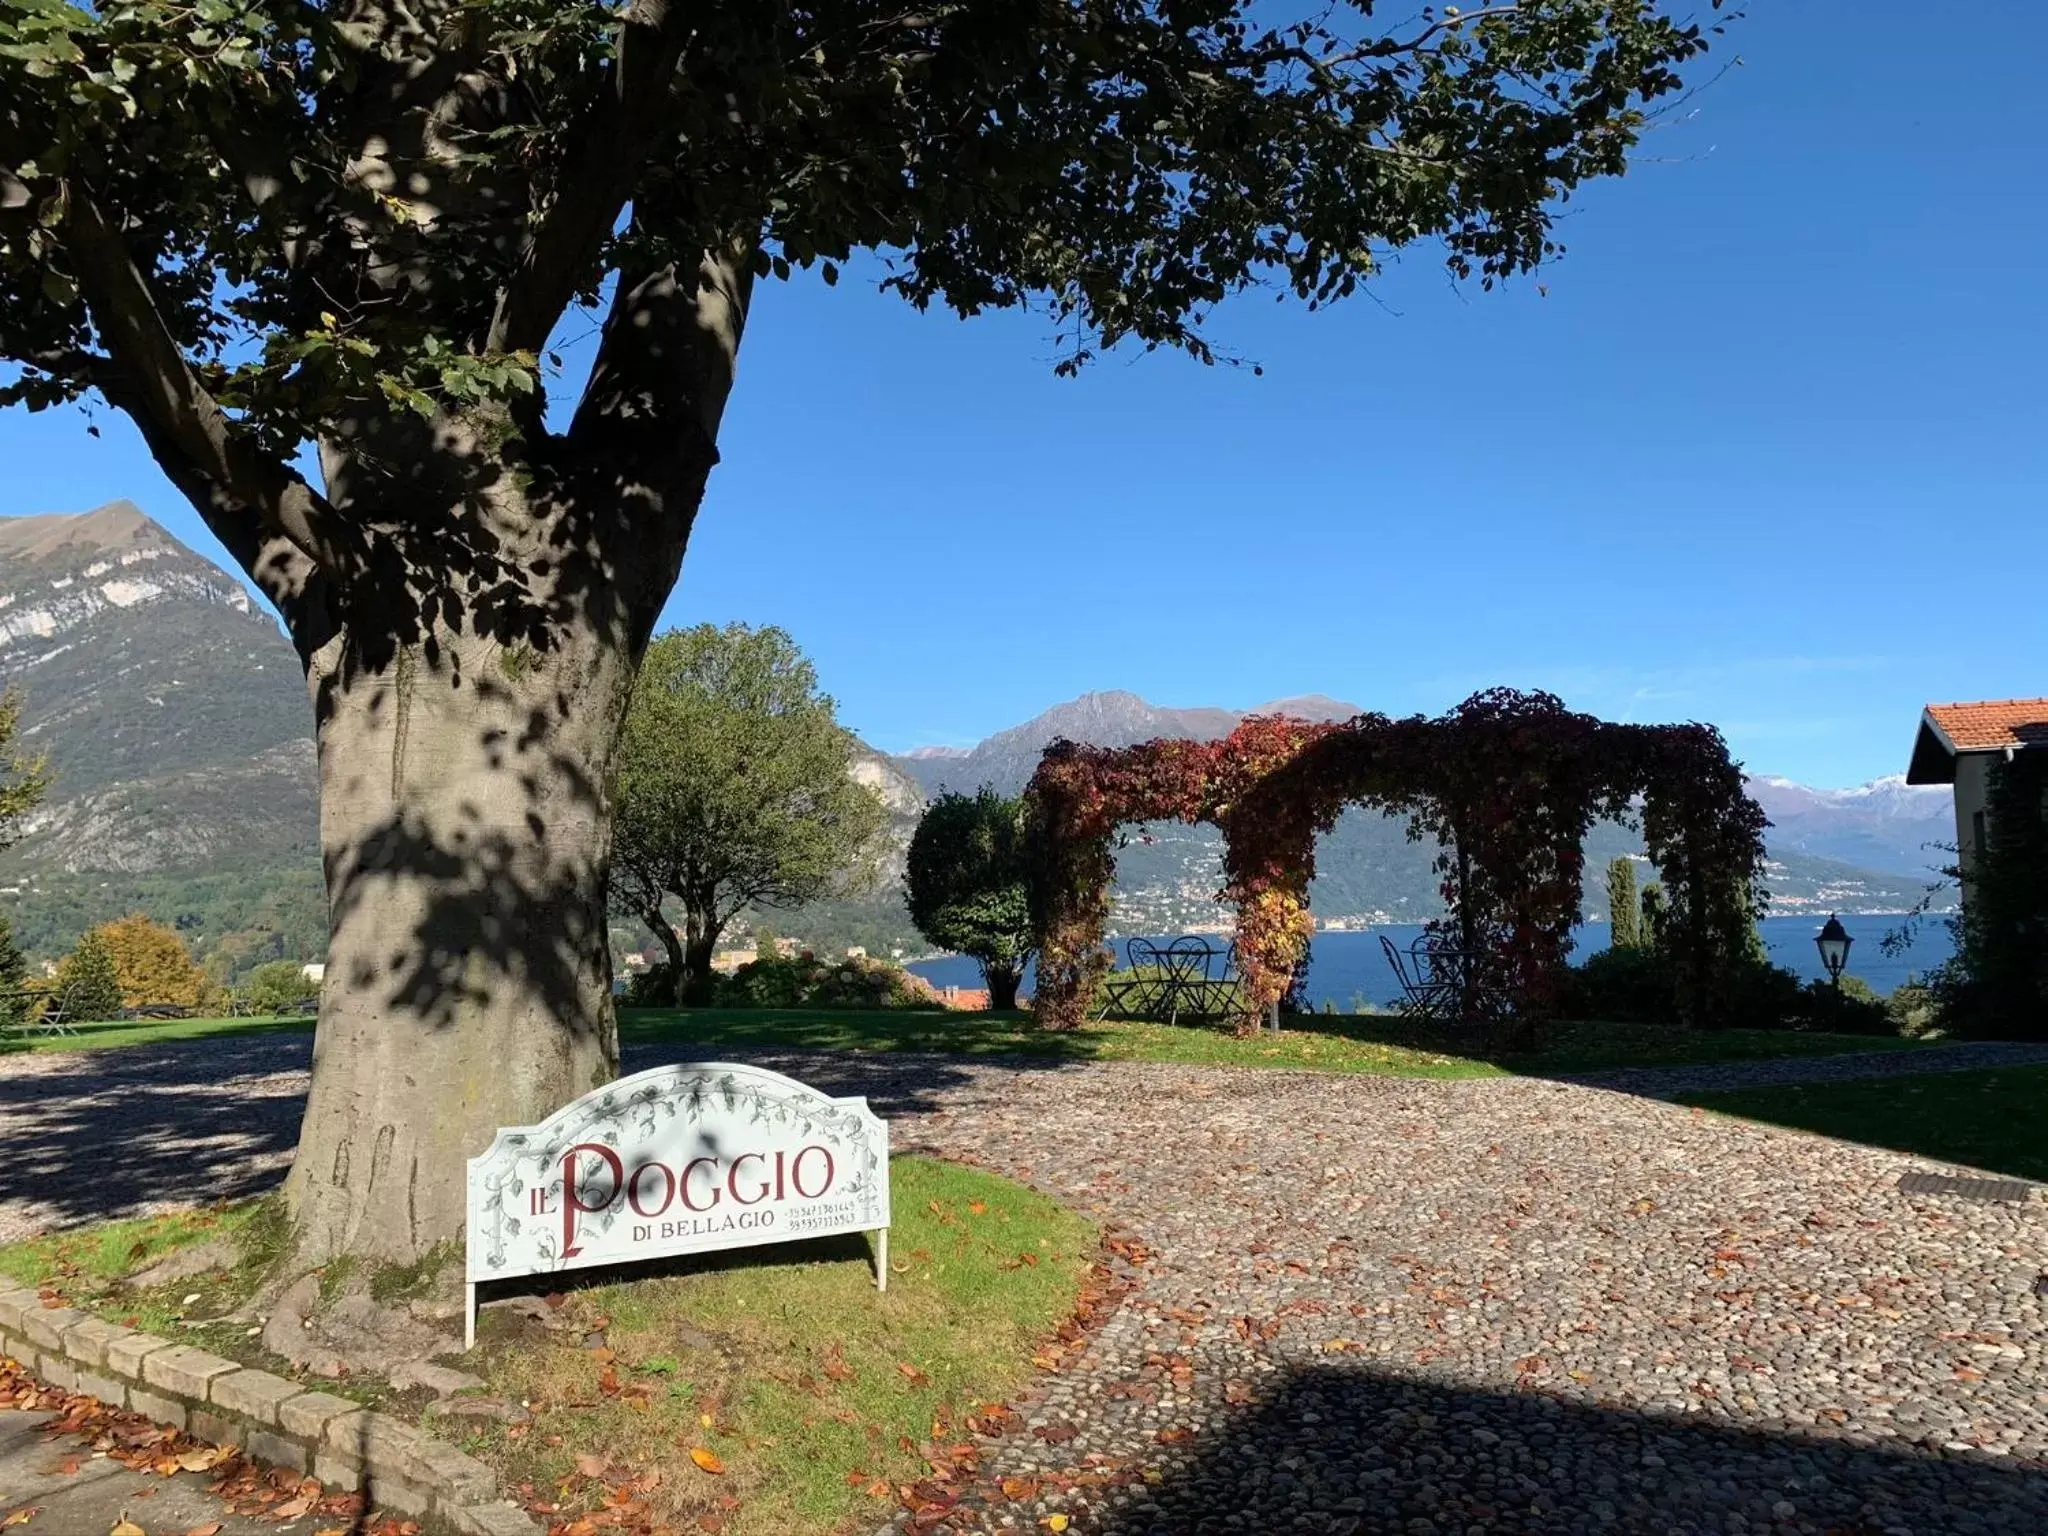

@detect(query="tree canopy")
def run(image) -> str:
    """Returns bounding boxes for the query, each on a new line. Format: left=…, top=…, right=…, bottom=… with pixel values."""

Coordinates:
left=612, top=623, right=886, bottom=1004
left=906, top=788, right=1036, bottom=1010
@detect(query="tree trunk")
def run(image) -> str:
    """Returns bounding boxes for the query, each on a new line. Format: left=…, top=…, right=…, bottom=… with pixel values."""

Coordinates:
left=680, top=905, right=720, bottom=1006
left=638, top=907, right=686, bottom=1008
left=985, top=963, right=1022, bottom=1012
left=282, top=608, right=633, bottom=1267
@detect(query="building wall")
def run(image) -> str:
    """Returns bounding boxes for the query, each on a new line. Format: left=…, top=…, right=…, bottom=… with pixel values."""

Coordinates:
left=1954, top=752, right=1995, bottom=892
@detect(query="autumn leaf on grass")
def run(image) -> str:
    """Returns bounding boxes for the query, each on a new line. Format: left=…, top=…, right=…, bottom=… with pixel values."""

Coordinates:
left=688, top=1446, right=725, bottom=1475
left=968, top=1201, right=987, bottom=1215
left=573, top=1453, right=608, bottom=1479
left=895, top=1362, right=930, bottom=1389
left=821, top=1346, right=855, bottom=1384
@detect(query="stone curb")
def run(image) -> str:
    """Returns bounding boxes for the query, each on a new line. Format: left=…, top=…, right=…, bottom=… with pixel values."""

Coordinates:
left=0, top=1282, right=539, bottom=1536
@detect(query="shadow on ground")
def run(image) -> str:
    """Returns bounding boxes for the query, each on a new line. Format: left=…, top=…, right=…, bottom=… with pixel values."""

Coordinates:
left=1068, top=1363, right=2045, bottom=1534
left=0, top=1030, right=1096, bottom=1235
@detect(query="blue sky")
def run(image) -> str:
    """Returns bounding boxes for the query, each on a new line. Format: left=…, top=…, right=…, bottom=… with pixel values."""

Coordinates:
left=3, top=1, right=2042, bottom=787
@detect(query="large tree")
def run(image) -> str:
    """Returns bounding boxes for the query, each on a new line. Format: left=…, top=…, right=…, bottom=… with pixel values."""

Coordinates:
left=612, top=624, right=885, bottom=1005
left=0, top=0, right=1730, bottom=1266
left=906, top=788, right=1035, bottom=1011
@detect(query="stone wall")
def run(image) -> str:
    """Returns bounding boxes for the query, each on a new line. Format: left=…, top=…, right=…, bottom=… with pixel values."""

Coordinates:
left=0, top=1282, right=537, bottom=1536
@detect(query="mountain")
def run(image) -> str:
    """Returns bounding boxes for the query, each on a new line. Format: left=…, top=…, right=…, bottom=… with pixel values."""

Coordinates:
left=0, top=504, right=327, bottom=964
left=895, top=689, right=1361, bottom=798
left=892, top=692, right=1955, bottom=927
left=1744, top=774, right=1953, bottom=878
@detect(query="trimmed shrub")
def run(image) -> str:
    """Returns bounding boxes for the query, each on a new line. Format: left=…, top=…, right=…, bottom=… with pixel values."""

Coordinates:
left=1562, top=944, right=1675, bottom=1024
left=717, top=952, right=932, bottom=1010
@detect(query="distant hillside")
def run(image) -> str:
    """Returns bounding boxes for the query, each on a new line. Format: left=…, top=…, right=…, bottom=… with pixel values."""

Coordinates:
left=0, top=504, right=325, bottom=966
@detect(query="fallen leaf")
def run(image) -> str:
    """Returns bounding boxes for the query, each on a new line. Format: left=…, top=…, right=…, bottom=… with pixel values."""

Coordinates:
left=694, top=1516, right=724, bottom=1534
left=688, top=1447, right=725, bottom=1475
left=3, top=1513, right=38, bottom=1529
left=968, top=1201, right=987, bottom=1215
left=895, top=1362, right=930, bottom=1388
left=1045, top=1516, right=1070, bottom=1533
left=573, top=1454, right=607, bottom=1479
left=184, top=1525, right=224, bottom=1536
left=175, top=1450, right=221, bottom=1473
left=111, top=1522, right=146, bottom=1536
left=272, top=1495, right=313, bottom=1519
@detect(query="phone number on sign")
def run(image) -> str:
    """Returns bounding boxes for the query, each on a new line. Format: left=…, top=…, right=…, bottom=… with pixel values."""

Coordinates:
left=782, top=1202, right=865, bottom=1235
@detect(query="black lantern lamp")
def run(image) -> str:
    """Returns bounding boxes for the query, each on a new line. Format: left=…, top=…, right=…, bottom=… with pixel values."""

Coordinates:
left=1815, top=914, right=1853, bottom=989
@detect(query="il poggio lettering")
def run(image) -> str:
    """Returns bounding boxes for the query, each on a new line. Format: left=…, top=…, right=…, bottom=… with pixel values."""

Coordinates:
left=552, top=1141, right=838, bottom=1257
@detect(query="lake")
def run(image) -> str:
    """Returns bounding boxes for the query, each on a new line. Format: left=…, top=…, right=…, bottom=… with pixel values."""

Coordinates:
left=906, top=912, right=1951, bottom=1009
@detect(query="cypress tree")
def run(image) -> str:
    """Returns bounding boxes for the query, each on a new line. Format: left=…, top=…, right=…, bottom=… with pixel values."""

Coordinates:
left=1607, top=858, right=1641, bottom=949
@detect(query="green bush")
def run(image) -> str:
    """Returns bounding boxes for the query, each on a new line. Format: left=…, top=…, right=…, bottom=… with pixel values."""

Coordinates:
left=1887, top=979, right=1944, bottom=1038
left=717, top=952, right=931, bottom=1010
left=243, top=959, right=320, bottom=1013
left=623, top=962, right=677, bottom=1008
left=1795, top=973, right=1896, bottom=1036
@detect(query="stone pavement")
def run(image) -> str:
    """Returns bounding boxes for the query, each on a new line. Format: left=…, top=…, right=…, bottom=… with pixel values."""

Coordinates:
left=0, top=1408, right=327, bottom=1534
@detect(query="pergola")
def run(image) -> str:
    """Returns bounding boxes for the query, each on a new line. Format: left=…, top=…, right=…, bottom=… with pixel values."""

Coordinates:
left=1023, top=689, right=1769, bottom=1043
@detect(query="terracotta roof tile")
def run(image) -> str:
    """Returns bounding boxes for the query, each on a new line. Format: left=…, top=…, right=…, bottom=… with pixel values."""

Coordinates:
left=1924, top=697, right=2048, bottom=752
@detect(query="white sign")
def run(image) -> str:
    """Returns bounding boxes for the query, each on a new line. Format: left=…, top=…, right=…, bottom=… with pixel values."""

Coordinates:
left=464, top=1062, right=890, bottom=1346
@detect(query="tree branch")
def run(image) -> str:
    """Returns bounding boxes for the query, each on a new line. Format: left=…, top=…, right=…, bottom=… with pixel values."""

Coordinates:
left=485, top=0, right=697, bottom=354
left=59, top=182, right=345, bottom=578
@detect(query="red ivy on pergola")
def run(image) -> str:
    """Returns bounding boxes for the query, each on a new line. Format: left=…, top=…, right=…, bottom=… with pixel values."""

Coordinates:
left=1024, top=689, right=1769, bottom=1038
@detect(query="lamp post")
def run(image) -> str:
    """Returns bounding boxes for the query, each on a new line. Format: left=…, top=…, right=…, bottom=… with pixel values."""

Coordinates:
left=1815, top=914, right=1853, bottom=990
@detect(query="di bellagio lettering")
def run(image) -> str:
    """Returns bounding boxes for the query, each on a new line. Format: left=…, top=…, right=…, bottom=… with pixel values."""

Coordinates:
left=555, top=1142, right=837, bottom=1258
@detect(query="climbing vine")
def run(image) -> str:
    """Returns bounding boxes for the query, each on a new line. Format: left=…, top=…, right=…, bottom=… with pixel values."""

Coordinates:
left=1025, top=690, right=1768, bottom=1040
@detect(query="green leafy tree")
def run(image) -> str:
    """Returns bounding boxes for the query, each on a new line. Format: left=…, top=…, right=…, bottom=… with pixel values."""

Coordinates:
left=54, top=929, right=122, bottom=1022
left=0, top=690, right=50, bottom=853
left=906, top=789, right=1036, bottom=1011
left=612, top=626, right=886, bottom=1006
left=0, top=0, right=1731, bottom=1263
left=1606, top=856, right=1640, bottom=948
left=752, top=924, right=780, bottom=964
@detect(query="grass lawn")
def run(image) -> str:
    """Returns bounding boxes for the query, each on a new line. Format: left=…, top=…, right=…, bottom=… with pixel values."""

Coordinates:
left=0, top=1013, right=307, bottom=1055
left=0, top=1160, right=1097, bottom=1536
left=624, top=1005, right=1932, bottom=1080
left=464, top=1156, right=1094, bottom=1536
left=1677, top=1065, right=2048, bottom=1184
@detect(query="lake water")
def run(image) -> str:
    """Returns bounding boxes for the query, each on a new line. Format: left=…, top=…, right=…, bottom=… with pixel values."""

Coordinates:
left=906, top=913, right=1951, bottom=1008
